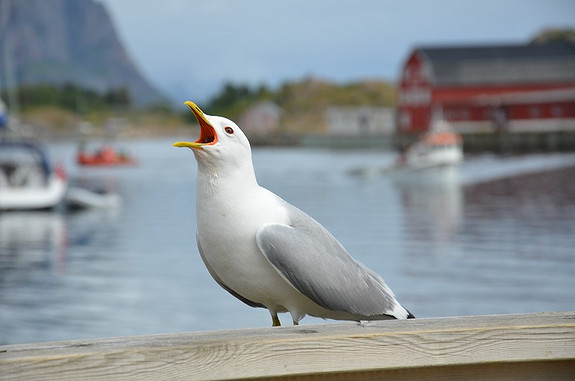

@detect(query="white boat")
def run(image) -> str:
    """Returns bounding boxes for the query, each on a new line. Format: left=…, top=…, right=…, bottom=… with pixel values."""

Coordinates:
left=66, top=186, right=122, bottom=209
left=398, top=120, right=463, bottom=169
left=390, top=120, right=463, bottom=183
left=0, top=140, right=67, bottom=210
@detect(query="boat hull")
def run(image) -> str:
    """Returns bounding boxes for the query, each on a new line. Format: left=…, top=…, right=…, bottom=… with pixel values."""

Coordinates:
left=391, top=162, right=461, bottom=184
left=77, top=156, right=136, bottom=166
left=0, top=176, right=67, bottom=210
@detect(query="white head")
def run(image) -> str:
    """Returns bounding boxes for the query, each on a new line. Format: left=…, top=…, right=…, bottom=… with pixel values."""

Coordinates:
left=174, top=101, right=254, bottom=175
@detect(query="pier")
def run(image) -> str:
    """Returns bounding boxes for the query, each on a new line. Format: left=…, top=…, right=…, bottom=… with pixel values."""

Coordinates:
left=300, top=131, right=575, bottom=152
left=396, top=131, right=575, bottom=153
left=1, top=311, right=574, bottom=380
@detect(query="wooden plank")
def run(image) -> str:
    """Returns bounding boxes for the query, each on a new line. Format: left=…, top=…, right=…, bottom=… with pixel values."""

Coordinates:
left=1, top=311, right=574, bottom=381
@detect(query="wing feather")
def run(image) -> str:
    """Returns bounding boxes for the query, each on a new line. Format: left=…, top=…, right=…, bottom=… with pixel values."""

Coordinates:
left=256, top=203, right=405, bottom=319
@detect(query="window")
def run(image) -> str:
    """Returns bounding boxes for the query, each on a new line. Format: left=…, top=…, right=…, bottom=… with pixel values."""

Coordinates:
left=399, top=88, right=431, bottom=106
left=552, top=105, right=563, bottom=117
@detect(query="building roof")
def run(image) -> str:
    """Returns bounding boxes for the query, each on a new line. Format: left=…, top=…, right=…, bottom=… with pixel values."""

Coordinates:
left=415, top=41, right=575, bottom=86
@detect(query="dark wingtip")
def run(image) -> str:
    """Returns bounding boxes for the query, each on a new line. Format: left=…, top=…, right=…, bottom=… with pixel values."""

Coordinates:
left=380, top=307, right=415, bottom=320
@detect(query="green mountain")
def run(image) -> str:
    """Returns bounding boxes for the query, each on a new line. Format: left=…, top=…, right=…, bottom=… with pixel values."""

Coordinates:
left=0, top=0, right=165, bottom=106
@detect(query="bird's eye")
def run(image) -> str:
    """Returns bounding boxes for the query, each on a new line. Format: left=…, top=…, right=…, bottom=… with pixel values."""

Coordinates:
left=225, top=127, right=234, bottom=134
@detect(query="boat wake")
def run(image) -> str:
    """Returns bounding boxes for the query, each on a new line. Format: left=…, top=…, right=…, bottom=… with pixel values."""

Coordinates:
left=459, top=153, right=575, bottom=186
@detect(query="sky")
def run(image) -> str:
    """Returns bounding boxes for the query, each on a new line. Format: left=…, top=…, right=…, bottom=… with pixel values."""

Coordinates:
left=98, top=0, right=575, bottom=105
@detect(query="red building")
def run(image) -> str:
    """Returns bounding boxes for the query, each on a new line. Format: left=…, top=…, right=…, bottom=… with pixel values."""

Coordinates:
left=397, top=41, right=575, bottom=134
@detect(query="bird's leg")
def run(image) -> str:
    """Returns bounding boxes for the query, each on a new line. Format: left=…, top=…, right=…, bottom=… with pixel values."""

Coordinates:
left=271, top=313, right=281, bottom=327
left=292, top=320, right=299, bottom=326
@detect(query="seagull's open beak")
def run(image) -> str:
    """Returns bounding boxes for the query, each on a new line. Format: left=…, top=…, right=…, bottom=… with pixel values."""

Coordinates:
left=173, top=101, right=217, bottom=149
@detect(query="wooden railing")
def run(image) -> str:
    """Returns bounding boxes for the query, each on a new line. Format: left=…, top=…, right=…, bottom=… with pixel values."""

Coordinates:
left=1, top=311, right=574, bottom=380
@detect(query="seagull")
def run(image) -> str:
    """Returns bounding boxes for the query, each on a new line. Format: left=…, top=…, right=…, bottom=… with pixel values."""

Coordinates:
left=174, top=101, right=414, bottom=326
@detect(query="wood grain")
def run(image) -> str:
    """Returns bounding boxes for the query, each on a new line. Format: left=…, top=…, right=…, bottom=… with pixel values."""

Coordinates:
left=1, top=312, right=574, bottom=380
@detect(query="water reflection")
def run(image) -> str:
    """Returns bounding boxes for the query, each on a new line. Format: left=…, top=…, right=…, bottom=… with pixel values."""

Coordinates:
left=0, top=211, right=67, bottom=274
left=1, top=142, right=575, bottom=345
left=395, top=180, right=463, bottom=245
left=462, top=167, right=575, bottom=262
left=398, top=164, right=575, bottom=318
left=67, top=208, right=122, bottom=249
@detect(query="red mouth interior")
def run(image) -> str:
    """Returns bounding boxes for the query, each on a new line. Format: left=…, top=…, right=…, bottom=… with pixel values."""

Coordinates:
left=194, top=115, right=217, bottom=145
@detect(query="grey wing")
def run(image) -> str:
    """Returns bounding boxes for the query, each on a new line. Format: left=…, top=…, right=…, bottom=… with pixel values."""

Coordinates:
left=256, top=203, right=401, bottom=318
left=197, top=235, right=265, bottom=309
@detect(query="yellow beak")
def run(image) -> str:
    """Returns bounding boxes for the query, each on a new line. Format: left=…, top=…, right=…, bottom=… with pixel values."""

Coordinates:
left=173, top=101, right=217, bottom=148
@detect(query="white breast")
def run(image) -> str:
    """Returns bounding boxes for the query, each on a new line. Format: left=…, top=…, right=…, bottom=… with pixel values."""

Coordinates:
left=195, top=184, right=301, bottom=310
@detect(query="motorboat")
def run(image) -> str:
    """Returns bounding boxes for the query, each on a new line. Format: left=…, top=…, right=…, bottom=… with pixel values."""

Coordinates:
left=396, top=120, right=463, bottom=170
left=388, top=120, right=463, bottom=183
left=347, top=120, right=463, bottom=181
left=0, top=140, right=67, bottom=210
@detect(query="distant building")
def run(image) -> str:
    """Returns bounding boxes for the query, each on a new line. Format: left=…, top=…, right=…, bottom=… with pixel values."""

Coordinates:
left=397, top=41, right=575, bottom=133
left=326, top=106, right=395, bottom=135
left=238, top=101, right=282, bottom=134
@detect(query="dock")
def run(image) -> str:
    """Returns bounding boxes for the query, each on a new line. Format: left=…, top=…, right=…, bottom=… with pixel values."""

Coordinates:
left=396, top=131, right=575, bottom=153
left=301, top=131, right=575, bottom=152
left=1, top=311, right=574, bottom=380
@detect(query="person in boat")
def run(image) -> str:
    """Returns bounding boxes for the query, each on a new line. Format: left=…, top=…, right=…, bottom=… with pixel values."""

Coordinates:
left=98, top=145, right=118, bottom=163
left=0, top=98, right=8, bottom=130
left=0, top=140, right=52, bottom=187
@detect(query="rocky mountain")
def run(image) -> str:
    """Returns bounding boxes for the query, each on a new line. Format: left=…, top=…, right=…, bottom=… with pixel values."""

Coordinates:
left=0, top=0, right=165, bottom=106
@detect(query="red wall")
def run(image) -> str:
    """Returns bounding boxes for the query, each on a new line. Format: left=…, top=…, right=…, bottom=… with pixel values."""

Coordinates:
left=398, top=49, right=575, bottom=133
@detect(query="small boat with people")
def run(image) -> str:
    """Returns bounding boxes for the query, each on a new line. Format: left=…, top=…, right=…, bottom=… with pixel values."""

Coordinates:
left=77, top=144, right=136, bottom=166
left=0, top=98, right=68, bottom=210
left=0, top=100, right=122, bottom=210
left=0, top=140, right=67, bottom=210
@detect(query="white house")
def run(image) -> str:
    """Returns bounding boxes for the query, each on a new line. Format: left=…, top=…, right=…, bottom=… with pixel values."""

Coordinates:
left=326, top=106, right=395, bottom=136
left=238, top=101, right=282, bottom=134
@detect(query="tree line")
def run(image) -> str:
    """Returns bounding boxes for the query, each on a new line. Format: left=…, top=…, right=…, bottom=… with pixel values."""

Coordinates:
left=199, top=78, right=396, bottom=121
left=1, top=83, right=131, bottom=112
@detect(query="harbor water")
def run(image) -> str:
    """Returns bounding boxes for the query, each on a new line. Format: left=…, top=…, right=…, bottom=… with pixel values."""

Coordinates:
left=1, top=138, right=575, bottom=344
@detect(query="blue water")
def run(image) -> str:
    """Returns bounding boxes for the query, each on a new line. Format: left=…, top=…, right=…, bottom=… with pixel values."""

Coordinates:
left=1, top=138, right=574, bottom=344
